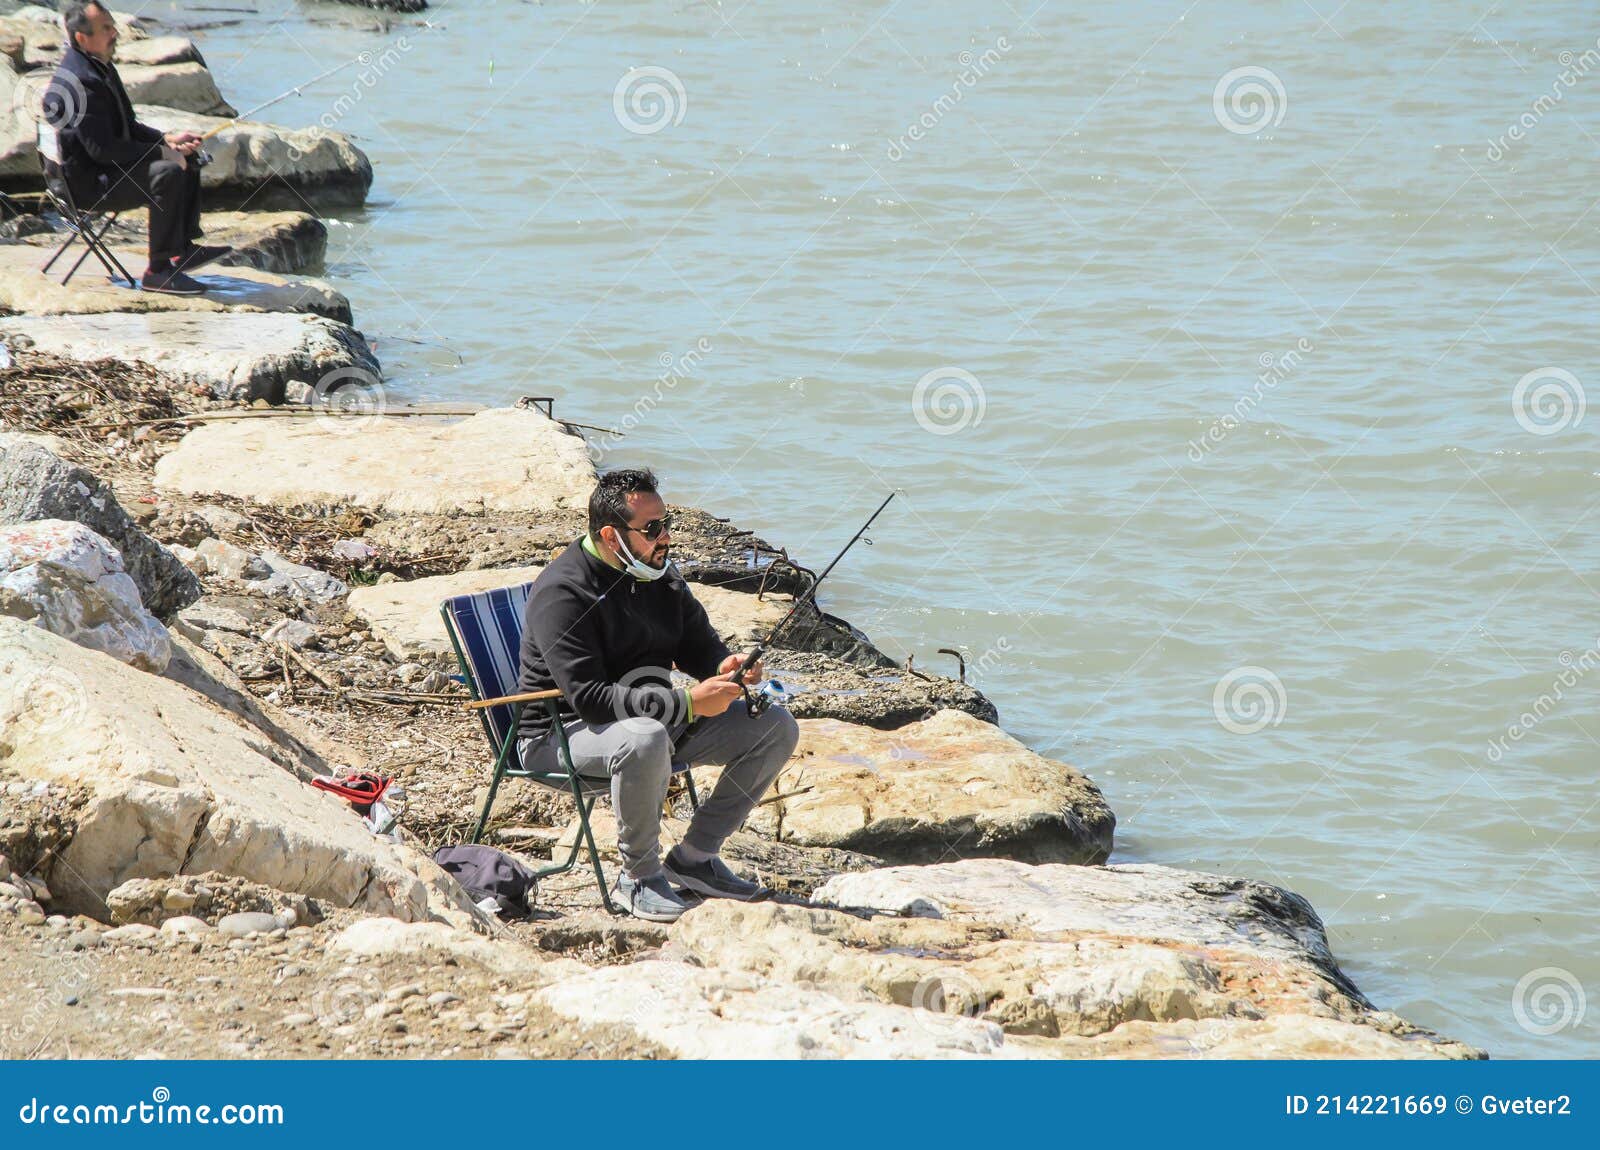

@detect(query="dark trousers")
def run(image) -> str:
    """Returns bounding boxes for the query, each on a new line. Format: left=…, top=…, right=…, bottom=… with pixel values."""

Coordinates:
left=73, top=157, right=202, bottom=265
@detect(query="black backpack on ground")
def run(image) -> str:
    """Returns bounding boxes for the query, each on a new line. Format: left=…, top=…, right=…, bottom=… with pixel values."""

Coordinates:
left=432, top=844, right=539, bottom=919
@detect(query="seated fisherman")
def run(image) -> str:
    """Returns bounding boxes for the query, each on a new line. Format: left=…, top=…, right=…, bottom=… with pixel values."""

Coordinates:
left=43, top=3, right=230, bottom=295
left=516, top=468, right=800, bottom=923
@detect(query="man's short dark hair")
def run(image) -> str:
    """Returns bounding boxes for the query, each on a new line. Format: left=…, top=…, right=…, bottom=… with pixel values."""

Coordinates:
left=63, top=3, right=105, bottom=43
left=588, top=468, right=659, bottom=538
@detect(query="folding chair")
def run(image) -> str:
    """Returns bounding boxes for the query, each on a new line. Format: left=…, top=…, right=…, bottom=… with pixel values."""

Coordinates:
left=35, top=123, right=136, bottom=289
left=440, top=581, right=698, bottom=915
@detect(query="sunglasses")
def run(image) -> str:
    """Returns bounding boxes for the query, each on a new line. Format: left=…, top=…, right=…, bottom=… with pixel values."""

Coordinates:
left=619, top=513, right=673, bottom=541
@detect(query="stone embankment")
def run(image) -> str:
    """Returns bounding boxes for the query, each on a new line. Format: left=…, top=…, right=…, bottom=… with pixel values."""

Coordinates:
left=0, top=5, right=1482, bottom=1059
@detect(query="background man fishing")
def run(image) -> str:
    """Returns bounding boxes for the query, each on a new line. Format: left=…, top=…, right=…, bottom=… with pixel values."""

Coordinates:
left=44, top=2, right=230, bottom=295
left=516, top=468, right=799, bottom=922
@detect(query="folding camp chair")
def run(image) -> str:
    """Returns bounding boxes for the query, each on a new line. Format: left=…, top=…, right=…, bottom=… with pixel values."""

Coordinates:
left=440, top=580, right=698, bottom=915
left=35, top=123, right=136, bottom=289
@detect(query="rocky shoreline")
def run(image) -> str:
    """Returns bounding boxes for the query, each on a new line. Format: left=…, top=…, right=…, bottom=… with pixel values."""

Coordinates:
left=0, top=6, right=1483, bottom=1059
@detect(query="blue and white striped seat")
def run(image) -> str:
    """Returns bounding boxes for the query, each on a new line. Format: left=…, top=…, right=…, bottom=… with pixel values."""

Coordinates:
left=440, top=580, right=533, bottom=756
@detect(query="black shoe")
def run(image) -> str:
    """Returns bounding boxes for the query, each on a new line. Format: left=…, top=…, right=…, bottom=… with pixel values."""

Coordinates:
left=173, top=244, right=233, bottom=273
left=141, top=267, right=206, bottom=296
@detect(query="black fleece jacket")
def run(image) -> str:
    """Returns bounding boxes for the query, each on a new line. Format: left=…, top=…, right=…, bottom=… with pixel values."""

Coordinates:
left=515, top=538, right=731, bottom=742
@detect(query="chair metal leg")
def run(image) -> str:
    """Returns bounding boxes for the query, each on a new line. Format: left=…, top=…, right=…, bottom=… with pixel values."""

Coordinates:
left=549, top=698, right=616, bottom=914
left=40, top=231, right=78, bottom=276
left=61, top=233, right=98, bottom=284
left=469, top=730, right=519, bottom=845
left=66, top=214, right=129, bottom=286
left=576, top=794, right=615, bottom=915
left=530, top=796, right=590, bottom=880
left=40, top=184, right=133, bottom=287
left=579, top=796, right=614, bottom=914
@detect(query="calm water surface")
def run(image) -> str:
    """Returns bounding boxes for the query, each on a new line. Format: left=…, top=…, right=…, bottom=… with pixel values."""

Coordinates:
left=176, top=0, right=1599, bottom=1057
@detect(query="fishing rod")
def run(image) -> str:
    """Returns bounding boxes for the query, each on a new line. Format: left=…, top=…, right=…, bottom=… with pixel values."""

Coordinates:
left=185, top=42, right=418, bottom=166
left=197, top=52, right=376, bottom=143
left=731, top=490, right=897, bottom=717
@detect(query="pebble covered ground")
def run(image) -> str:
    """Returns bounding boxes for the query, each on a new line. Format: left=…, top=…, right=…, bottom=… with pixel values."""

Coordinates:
left=0, top=907, right=667, bottom=1060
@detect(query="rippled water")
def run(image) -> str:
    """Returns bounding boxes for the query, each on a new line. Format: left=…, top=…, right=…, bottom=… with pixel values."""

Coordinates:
left=183, top=0, right=1599, bottom=1057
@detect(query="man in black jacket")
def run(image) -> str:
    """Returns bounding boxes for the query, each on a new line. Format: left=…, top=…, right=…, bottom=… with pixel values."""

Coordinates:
left=42, top=3, right=229, bottom=295
left=516, top=469, right=800, bottom=922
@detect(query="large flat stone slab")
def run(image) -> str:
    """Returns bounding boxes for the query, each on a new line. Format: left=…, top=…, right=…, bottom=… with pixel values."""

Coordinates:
left=0, top=245, right=350, bottom=322
left=5, top=27, right=223, bottom=114
left=19, top=209, right=329, bottom=274
left=819, top=858, right=1331, bottom=955
left=8, top=56, right=235, bottom=121
left=0, top=617, right=442, bottom=920
left=135, top=105, right=372, bottom=209
left=21, top=35, right=196, bottom=70
left=536, top=960, right=1026, bottom=1059
left=155, top=408, right=596, bottom=517
left=671, top=894, right=1475, bottom=1057
left=347, top=562, right=789, bottom=662
left=114, top=61, right=234, bottom=116
left=0, top=311, right=378, bottom=403
left=733, top=709, right=1114, bottom=864
left=795, top=860, right=1481, bottom=1058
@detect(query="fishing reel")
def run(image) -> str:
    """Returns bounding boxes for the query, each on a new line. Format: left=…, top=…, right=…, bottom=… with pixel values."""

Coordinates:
left=745, top=678, right=791, bottom=718
left=193, top=149, right=213, bottom=168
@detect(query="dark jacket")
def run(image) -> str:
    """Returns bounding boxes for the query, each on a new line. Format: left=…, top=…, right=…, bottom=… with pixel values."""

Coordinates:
left=45, top=43, right=164, bottom=187
left=516, top=538, right=731, bottom=742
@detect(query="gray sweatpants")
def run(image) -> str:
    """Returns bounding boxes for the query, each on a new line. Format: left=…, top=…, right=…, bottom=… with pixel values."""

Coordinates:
left=519, top=700, right=798, bottom=879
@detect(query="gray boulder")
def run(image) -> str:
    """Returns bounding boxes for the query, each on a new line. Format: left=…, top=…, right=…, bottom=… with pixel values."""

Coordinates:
left=0, top=433, right=200, bottom=617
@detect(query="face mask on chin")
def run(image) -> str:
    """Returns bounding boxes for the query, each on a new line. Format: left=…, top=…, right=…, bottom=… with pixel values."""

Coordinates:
left=613, top=531, right=670, bottom=581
